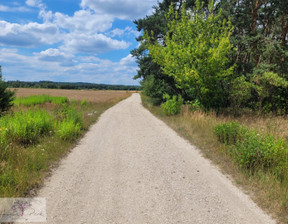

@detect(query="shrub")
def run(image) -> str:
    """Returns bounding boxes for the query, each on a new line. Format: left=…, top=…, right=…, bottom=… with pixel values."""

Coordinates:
left=161, top=94, right=183, bottom=116
left=214, top=121, right=287, bottom=171
left=214, top=121, right=243, bottom=145
left=56, top=119, right=81, bottom=141
left=0, top=75, right=14, bottom=114
left=63, top=105, right=83, bottom=127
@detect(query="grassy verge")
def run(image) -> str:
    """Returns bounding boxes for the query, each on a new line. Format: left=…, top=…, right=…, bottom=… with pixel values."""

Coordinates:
left=0, top=93, right=131, bottom=197
left=141, top=94, right=288, bottom=223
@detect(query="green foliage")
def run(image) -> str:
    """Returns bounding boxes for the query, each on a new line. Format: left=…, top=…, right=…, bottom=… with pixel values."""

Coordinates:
left=13, top=95, right=68, bottom=106
left=56, top=120, right=81, bottom=141
left=161, top=94, right=183, bottom=115
left=188, top=99, right=203, bottom=112
left=55, top=104, right=83, bottom=141
left=228, top=76, right=255, bottom=112
left=131, top=0, right=196, bottom=104
left=81, top=99, right=87, bottom=107
left=6, top=80, right=141, bottom=91
left=141, top=75, right=178, bottom=105
left=60, top=104, right=83, bottom=127
left=0, top=110, right=53, bottom=145
left=147, top=0, right=235, bottom=110
left=214, top=121, right=243, bottom=145
left=219, top=0, right=288, bottom=76
left=0, top=66, right=14, bottom=114
left=215, top=122, right=288, bottom=173
left=253, top=72, right=288, bottom=114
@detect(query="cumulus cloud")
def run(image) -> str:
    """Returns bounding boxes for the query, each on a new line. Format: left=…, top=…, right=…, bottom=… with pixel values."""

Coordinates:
left=80, top=0, right=157, bottom=20
left=25, top=0, right=43, bottom=8
left=35, top=48, right=75, bottom=67
left=64, top=33, right=130, bottom=54
left=54, top=10, right=113, bottom=33
left=0, top=20, right=61, bottom=47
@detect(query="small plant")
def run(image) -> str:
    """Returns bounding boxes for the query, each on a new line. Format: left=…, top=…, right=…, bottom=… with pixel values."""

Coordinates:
left=81, top=99, right=87, bottom=107
left=56, top=119, right=81, bottom=141
left=161, top=94, right=183, bottom=116
left=188, top=99, right=203, bottom=112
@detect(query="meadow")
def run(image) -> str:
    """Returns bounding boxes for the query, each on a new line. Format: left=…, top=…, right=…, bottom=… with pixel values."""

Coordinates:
left=0, top=89, right=131, bottom=197
left=141, top=94, right=288, bottom=223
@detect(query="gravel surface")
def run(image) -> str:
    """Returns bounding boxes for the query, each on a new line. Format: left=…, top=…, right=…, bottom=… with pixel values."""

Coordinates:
left=35, top=93, right=275, bottom=224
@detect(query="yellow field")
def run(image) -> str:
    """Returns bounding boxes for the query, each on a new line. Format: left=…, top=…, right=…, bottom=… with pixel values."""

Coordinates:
left=11, top=88, right=133, bottom=103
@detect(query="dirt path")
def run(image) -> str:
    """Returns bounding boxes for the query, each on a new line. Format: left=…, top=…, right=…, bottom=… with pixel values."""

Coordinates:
left=35, top=93, right=275, bottom=224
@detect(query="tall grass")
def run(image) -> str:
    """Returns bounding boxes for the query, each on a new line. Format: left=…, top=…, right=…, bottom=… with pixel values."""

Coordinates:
left=55, top=104, right=83, bottom=140
left=0, top=110, right=53, bottom=145
left=13, top=95, right=68, bottom=106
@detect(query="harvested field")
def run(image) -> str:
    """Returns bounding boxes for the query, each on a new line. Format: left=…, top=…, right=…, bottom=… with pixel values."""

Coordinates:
left=10, top=88, right=134, bottom=103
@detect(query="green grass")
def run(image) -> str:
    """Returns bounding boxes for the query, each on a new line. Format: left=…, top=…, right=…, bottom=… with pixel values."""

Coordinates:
left=0, top=110, right=53, bottom=145
left=215, top=122, right=288, bottom=175
left=13, top=95, right=68, bottom=106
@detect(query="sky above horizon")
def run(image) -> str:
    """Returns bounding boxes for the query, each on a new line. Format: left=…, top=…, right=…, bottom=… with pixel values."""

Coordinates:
left=0, top=0, right=158, bottom=85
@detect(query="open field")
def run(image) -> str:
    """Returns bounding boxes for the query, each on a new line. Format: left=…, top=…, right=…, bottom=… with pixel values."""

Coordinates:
left=10, top=88, right=134, bottom=103
left=141, top=94, right=288, bottom=223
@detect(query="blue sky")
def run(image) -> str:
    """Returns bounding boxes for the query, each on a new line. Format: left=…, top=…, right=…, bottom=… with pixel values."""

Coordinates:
left=0, top=0, right=158, bottom=85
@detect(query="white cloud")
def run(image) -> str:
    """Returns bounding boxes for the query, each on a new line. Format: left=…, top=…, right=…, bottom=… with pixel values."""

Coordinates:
left=63, top=33, right=130, bottom=54
left=54, top=10, right=113, bottom=33
left=0, top=4, right=31, bottom=12
left=107, top=27, right=140, bottom=37
left=80, top=0, right=157, bottom=20
left=25, top=0, right=43, bottom=8
left=0, top=48, right=139, bottom=85
left=0, top=20, right=61, bottom=47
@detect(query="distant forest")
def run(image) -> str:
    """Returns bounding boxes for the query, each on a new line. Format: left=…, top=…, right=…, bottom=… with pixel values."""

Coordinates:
left=6, top=80, right=142, bottom=91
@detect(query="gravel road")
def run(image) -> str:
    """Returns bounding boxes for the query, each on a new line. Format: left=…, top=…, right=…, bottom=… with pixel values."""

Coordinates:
left=35, top=93, right=275, bottom=224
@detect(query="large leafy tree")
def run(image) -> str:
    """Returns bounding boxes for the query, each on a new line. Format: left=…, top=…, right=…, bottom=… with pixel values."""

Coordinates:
left=219, top=0, right=288, bottom=113
left=131, top=0, right=208, bottom=104
left=147, top=0, right=235, bottom=110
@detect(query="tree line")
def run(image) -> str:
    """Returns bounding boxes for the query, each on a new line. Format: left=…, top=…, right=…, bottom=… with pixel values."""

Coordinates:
left=6, top=80, right=141, bottom=91
left=132, top=0, right=288, bottom=114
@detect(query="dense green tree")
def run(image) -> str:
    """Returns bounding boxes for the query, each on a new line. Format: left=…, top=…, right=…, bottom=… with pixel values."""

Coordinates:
left=147, top=0, right=235, bottom=110
left=131, top=0, right=209, bottom=104
left=219, top=0, right=288, bottom=113
left=0, top=66, right=14, bottom=114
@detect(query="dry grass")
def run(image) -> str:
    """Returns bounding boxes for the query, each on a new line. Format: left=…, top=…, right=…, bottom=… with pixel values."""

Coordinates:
left=10, top=88, right=133, bottom=103
left=141, top=94, right=288, bottom=223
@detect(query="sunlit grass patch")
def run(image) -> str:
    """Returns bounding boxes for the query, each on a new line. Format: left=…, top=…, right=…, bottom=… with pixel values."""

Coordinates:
left=13, top=95, right=68, bottom=106
left=0, top=110, right=53, bottom=145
